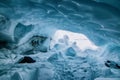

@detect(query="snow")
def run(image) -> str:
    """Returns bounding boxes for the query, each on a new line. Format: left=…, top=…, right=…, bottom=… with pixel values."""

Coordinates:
left=50, top=30, right=98, bottom=51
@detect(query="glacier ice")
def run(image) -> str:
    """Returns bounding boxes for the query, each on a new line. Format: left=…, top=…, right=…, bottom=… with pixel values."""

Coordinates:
left=14, top=23, right=34, bottom=43
left=0, top=0, right=120, bottom=80
left=0, top=14, right=13, bottom=43
left=65, top=47, right=76, bottom=57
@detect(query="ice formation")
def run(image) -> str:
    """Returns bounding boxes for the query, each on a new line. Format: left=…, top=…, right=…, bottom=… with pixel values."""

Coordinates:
left=0, top=0, right=120, bottom=80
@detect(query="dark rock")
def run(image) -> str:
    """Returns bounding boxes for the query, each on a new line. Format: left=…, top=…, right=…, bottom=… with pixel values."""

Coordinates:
left=29, top=35, right=48, bottom=52
left=18, top=56, right=36, bottom=63
left=30, top=35, right=47, bottom=47
left=116, top=64, right=120, bottom=69
left=105, top=62, right=110, bottom=67
left=105, top=60, right=120, bottom=69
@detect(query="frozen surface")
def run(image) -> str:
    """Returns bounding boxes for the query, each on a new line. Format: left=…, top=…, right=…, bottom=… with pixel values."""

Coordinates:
left=0, top=0, right=120, bottom=80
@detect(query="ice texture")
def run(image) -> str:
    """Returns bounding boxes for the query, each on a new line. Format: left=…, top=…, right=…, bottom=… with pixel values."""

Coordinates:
left=14, top=23, right=34, bottom=43
left=0, top=0, right=120, bottom=80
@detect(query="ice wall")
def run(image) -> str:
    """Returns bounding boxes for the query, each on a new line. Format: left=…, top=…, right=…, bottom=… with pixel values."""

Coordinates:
left=0, top=0, right=120, bottom=80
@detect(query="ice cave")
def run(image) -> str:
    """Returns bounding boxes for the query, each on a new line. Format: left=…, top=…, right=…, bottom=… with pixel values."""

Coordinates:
left=0, top=0, right=120, bottom=80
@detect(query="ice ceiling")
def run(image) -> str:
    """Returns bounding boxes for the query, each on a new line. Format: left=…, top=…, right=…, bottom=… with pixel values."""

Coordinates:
left=0, top=0, right=120, bottom=80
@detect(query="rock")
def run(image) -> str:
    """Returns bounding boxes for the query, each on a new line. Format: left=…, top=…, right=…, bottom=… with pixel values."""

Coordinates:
left=29, top=35, right=48, bottom=52
left=105, top=60, right=120, bottom=76
left=18, top=56, right=36, bottom=63
left=30, top=35, right=47, bottom=47
left=12, top=35, right=48, bottom=55
left=105, top=60, right=120, bottom=69
left=14, top=23, right=34, bottom=43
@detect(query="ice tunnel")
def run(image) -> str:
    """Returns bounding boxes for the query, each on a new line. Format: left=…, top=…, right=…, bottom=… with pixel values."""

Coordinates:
left=0, top=0, right=120, bottom=80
